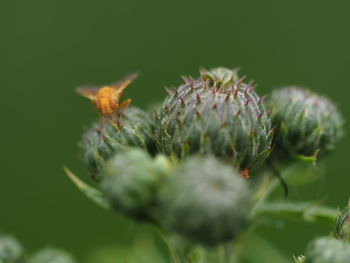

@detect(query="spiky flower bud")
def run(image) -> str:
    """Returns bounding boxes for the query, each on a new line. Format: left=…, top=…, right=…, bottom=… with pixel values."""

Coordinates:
left=81, top=106, right=155, bottom=180
left=159, top=156, right=251, bottom=245
left=101, top=148, right=169, bottom=221
left=155, top=67, right=272, bottom=171
left=335, top=200, right=350, bottom=241
left=269, top=87, right=343, bottom=160
left=0, top=235, right=25, bottom=263
left=29, top=248, right=76, bottom=263
left=304, top=237, right=350, bottom=263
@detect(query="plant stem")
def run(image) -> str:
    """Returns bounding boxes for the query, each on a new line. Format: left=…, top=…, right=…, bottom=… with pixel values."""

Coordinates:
left=250, top=200, right=338, bottom=225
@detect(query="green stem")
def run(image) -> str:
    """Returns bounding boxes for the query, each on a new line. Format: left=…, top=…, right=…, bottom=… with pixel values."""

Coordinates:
left=157, top=231, right=183, bottom=263
left=158, top=231, right=243, bottom=263
left=250, top=200, right=338, bottom=225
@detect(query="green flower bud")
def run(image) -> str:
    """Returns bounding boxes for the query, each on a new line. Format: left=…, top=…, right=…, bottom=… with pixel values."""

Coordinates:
left=29, top=248, right=76, bottom=263
left=304, top=237, right=350, bottom=263
left=81, top=106, right=155, bottom=180
left=0, top=235, right=25, bottom=263
left=159, top=156, right=251, bottom=245
left=155, top=67, right=273, bottom=171
left=101, top=148, right=169, bottom=221
left=269, top=87, right=343, bottom=160
left=335, top=200, right=350, bottom=241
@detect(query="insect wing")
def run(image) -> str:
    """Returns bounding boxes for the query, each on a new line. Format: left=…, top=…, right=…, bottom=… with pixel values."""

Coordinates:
left=75, top=85, right=100, bottom=100
left=110, top=72, right=139, bottom=96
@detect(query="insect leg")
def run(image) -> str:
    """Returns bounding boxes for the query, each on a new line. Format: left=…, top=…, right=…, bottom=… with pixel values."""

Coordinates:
left=115, top=98, right=132, bottom=128
left=105, top=114, right=119, bottom=131
left=111, top=111, right=120, bottom=131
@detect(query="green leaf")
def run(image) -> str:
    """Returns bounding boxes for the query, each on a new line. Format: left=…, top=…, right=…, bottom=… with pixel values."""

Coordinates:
left=63, top=166, right=111, bottom=210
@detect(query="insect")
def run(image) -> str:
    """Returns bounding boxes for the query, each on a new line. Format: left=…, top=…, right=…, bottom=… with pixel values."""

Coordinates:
left=76, top=73, right=138, bottom=129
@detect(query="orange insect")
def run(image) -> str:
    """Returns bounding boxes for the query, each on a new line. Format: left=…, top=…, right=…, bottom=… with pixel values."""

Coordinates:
left=76, top=72, right=138, bottom=129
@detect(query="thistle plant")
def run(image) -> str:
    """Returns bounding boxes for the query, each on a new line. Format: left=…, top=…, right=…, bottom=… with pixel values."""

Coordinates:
left=159, top=156, right=251, bottom=245
left=101, top=148, right=169, bottom=220
left=155, top=67, right=273, bottom=172
left=81, top=106, right=155, bottom=180
left=59, top=67, right=346, bottom=262
left=269, top=87, right=343, bottom=161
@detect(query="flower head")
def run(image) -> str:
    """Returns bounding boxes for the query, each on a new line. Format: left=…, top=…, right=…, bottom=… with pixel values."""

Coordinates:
left=155, top=67, right=273, bottom=170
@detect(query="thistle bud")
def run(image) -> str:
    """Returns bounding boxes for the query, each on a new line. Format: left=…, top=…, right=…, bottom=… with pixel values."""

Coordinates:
left=159, top=156, right=251, bottom=245
left=0, top=235, right=25, bottom=263
left=101, top=148, right=169, bottom=221
left=335, top=200, right=350, bottom=241
left=81, top=106, right=155, bottom=180
left=155, top=67, right=273, bottom=170
left=269, top=87, right=343, bottom=160
left=304, top=237, right=350, bottom=263
left=29, top=248, right=76, bottom=263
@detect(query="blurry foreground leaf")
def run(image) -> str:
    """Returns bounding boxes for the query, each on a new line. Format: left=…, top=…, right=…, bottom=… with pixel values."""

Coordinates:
left=0, top=235, right=26, bottom=263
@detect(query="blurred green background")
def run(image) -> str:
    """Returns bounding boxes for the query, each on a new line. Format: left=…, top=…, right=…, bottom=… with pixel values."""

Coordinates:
left=1, top=0, right=349, bottom=262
